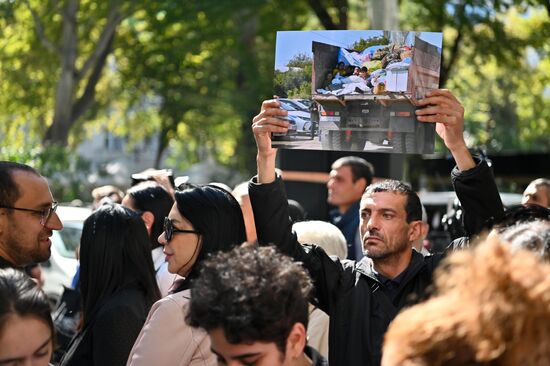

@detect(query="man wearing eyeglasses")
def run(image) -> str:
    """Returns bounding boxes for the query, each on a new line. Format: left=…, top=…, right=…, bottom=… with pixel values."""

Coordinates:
left=0, top=161, right=63, bottom=269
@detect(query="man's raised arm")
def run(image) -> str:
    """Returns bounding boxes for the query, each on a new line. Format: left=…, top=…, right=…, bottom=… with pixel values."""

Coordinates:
left=416, top=89, right=504, bottom=237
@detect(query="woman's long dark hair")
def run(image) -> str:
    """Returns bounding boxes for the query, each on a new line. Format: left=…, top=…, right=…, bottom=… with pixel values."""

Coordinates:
left=0, top=268, right=53, bottom=338
left=79, top=204, right=160, bottom=327
left=126, top=181, right=174, bottom=250
left=172, top=184, right=246, bottom=292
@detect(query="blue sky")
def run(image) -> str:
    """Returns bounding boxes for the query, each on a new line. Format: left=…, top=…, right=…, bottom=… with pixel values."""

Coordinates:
left=275, top=30, right=443, bottom=71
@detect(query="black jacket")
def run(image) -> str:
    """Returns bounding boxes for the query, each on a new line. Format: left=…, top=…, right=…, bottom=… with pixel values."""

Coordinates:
left=59, top=285, right=151, bottom=366
left=249, top=159, right=503, bottom=366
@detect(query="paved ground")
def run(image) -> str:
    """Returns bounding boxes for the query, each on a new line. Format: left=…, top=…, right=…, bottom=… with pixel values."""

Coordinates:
left=272, top=135, right=396, bottom=152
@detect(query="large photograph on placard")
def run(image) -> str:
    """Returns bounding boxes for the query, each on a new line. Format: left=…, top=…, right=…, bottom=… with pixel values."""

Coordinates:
left=272, top=30, right=443, bottom=154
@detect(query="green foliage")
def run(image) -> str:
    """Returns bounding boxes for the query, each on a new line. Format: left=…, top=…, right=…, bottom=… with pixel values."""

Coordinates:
left=401, top=1, right=550, bottom=154
left=349, top=36, right=390, bottom=51
left=1, top=0, right=549, bottom=197
left=274, top=54, right=312, bottom=98
left=0, top=145, right=91, bottom=202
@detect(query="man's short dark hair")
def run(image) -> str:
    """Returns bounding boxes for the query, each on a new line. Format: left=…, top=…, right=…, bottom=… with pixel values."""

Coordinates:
left=364, top=179, right=422, bottom=222
left=0, top=161, right=40, bottom=207
left=331, top=156, right=375, bottom=186
left=187, top=246, right=313, bottom=354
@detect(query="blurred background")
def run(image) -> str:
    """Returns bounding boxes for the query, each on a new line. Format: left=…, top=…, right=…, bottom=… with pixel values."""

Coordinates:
left=1, top=0, right=548, bottom=200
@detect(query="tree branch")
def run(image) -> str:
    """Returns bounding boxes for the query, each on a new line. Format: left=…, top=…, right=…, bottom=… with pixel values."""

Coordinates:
left=77, top=4, right=125, bottom=82
left=71, top=33, right=114, bottom=123
left=542, top=0, right=550, bottom=18
left=335, top=0, right=348, bottom=29
left=23, top=0, right=58, bottom=54
left=308, top=0, right=338, bottom=29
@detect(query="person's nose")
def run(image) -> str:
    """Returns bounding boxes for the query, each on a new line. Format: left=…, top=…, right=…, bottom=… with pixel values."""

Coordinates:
left=45, top=211, right=63, bottom=230
left=366, top=214, right=380, bottom=232
left=158, top=232, right=167, bottom=246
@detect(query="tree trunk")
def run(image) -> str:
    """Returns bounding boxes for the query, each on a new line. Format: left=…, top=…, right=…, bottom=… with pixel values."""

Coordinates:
left=368, top=0, right=399, bottom=29
left=43, top=1, right=124, bottom=145
left=44, top=0, right=78, bottom=145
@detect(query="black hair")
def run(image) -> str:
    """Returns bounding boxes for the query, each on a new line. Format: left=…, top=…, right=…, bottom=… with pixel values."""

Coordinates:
left=79, top=204, right=160, bottom=326
left=187, top=246, right=313, bottom=354
left=364, top=179, right=422, bottom=222
left=0, top=268, right=53, bottom=340
left=0, top=161, right=41, bottom=207
left=173, top=184, right=246, bottom=290
left=288, top=199, right=307, bottom=224
left=331, top=156, right=375, bottom=186
left=126, top=181, right=174, bottom=249
left=493, top=204, right=550, bottom=229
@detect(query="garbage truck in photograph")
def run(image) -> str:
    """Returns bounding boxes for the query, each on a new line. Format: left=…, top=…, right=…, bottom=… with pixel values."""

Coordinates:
left=312, top=36, right=441, bottom=153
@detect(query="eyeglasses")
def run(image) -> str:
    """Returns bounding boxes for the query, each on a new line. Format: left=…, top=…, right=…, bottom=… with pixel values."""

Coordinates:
left=0, top=201, right=59, bottom=225
left=163, top=217, right=200, bottom=242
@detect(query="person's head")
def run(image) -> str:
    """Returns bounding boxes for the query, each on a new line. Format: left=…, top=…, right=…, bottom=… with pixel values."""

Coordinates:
left=79, top=204, right=160, bottom=325
left=492, top=219, right=550, bottom=261
left=287, top=199, right=306, bottom=224
left=0, top=161, right=63, bottom=267
left=293, top=220, right=348, bottom=259
left=337, top=61, right=345, bottom=70
left=158, top=184, right=246, bottom=280
left=359, top=66, right=369, bottom=79
left=327, top=156, right=374, bottom=213
left=360, top=180, right=423, bottom=262
left=382, top=236, right=550, bottom=366
left=122, top=181, right=174, bottom=250
left=353, top=66, right=360, bottom=75
left=0, top=268, right=54, bottom=365
left=522, top=178, right=550, bottom=208
left=232, top=182, right=256, bottom=243
left=91, top=185, right=124, bottom=210
left=187, top=246, right=313, bottom=366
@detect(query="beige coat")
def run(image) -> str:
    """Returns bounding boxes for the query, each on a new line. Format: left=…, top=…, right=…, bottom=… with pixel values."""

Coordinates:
left=127, top=289, right=216, bottom=366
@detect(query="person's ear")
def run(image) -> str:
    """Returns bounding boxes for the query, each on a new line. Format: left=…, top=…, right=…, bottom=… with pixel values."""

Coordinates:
left=354, top=177, right=367, bottom=193
left=408, top=220, right=426, bottom=243
left=286, top=322, right=307, bottom=359
left=141, top=211, right=155, bottom=234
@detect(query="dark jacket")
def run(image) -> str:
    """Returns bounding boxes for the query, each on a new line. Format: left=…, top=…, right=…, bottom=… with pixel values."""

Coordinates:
left=59, top=285, right=152, bottom=366
left=249, top=159, right=503, bottom=366
left=305, top=345, right=329, bottom=366
left=329, top=200, right=362, bottom=260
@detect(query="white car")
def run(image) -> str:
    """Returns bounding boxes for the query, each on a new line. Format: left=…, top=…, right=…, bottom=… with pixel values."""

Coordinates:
left=41, top=205, right=91, bottom=303
left=279, top=99, right=311, bottom=120
left=279, top=98, right=310, bottom=111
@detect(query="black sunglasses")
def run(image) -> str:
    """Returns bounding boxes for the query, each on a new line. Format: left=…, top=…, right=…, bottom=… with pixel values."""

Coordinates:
left=163, top=217, right=200, bottom=242
left=0, top=201, right=58, bottom=226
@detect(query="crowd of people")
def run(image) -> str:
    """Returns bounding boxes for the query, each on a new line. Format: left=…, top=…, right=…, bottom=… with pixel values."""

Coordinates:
left=1, top=88, right=549, bottom=365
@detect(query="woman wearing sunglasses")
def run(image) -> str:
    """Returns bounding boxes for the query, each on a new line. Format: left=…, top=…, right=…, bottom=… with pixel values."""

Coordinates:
left=127, top=184, right=246, bottom=366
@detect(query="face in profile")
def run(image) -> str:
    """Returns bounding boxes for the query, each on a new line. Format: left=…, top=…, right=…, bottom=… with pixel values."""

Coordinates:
left=0, top=171, right=63, bottom=266
left=522, top=183, right=550, bottom=208
left=327, top=165, right=366, bottom=209
left=158, top=203, right=202, bottom=276
left=0, top=314, right=53, bottom=366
